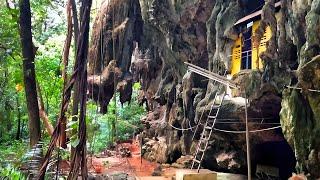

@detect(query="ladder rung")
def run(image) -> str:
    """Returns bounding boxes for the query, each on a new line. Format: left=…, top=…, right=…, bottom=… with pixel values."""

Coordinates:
left=200, top=135, right=209, bottom=141
left=208, top=116, right=217, bottom=119
left=204, top=126, right=212, bottom=130
left=200, top=138, right=209, bottom=143
left=193, top=159, right=201, bottom=164
left=211, top=105, right=220, bottom=109
left=201, top=138, right=209, bottom=142
left=198, top=141, right=207, bottom=149
left=198, top=148, right=206, bottom=152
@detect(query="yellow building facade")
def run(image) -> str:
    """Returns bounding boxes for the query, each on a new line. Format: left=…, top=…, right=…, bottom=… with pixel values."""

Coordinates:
left=230, top=20, right=273, bottom=76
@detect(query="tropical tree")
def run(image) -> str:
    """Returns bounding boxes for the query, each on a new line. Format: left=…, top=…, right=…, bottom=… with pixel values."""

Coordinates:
left=19, top=0, right=41, bottom=147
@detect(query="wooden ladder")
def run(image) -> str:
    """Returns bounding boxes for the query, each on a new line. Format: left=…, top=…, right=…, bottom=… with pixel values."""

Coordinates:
left=191, top=83, right=226, bottom=172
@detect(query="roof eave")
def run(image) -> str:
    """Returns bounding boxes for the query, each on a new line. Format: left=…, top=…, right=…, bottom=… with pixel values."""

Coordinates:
left=234, top=1, right=281, bottom=26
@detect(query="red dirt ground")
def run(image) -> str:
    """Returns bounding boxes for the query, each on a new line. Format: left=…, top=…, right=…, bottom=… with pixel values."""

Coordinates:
left=88, top=140, right=160, bottom=176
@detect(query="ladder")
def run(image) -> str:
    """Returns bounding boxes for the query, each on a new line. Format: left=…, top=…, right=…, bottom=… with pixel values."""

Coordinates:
left=191, top=70, right=227, bottom=141
left=191, top=83, right=226, bottom=172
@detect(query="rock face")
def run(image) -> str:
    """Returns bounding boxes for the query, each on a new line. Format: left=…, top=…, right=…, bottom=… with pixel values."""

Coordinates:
left=280, top=56, right=320, bottom=177
left=88, top=0, right=320, bottom=178
left=87, top=0, right=143, bottom=113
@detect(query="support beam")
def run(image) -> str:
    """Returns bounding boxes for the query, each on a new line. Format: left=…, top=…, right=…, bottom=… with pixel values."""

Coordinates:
left=244, top=94, right=251, bottom=180
left=184, top=62, right=239, bottom=89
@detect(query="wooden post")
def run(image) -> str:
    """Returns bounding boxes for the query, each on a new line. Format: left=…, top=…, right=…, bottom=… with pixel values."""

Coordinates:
left=244, top=93, right=251, bottom=180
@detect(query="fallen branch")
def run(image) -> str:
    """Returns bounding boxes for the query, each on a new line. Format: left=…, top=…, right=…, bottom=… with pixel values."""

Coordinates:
left=36, top=82, right=54, bottom=136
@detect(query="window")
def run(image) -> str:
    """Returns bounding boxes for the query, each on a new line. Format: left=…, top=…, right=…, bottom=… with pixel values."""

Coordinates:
left=241, top=51, right=252, bottom=69
left=241, top=27, right=252, bottom=70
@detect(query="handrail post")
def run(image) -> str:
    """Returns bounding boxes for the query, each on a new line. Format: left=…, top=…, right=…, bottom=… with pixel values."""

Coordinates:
left=244, top=92, right=251, bottom=180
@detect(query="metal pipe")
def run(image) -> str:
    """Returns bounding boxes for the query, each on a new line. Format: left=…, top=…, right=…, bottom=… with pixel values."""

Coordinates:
left=190, top=68, right=234, bottom=88
left=244, top=93, right=251, bottom=180
left=185, top=62, right=236, bottom=86
left=188, top=67, right=228, bottom=85
left=187, top=66, right=238, bottom=89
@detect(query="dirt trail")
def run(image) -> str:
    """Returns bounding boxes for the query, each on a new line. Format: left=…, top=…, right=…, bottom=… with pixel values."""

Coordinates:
left=88, top=140, right=160, bottom=176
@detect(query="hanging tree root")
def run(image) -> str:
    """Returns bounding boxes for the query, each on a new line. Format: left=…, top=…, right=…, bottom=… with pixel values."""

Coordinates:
left=37, top=0, right=92, bottom=179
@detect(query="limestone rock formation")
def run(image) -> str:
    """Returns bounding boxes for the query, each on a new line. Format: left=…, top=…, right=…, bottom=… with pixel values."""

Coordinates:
left=87, top=0, right=143, bottom=113
left=88, top=0, right=320, bottom=178
left=280, top=56, right=320, bottom=177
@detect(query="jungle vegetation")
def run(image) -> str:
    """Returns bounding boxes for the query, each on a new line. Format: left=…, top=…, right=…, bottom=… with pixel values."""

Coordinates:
left=0, top=0, right=145, bottom=178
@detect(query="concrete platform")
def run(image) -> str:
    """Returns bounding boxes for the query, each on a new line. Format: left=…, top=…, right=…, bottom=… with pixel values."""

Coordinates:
left=217, top=172, right=247, bottom=180
left=175, top=169, right=247, bottom=180
left=136, top=169, right=248, bottom=180
left=135, top=177, right=172, bottom=180
left=176, top=169, right=217, bottom=180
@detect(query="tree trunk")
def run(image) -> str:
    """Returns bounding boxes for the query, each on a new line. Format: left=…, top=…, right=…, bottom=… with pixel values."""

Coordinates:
left=37, top=83, right=54, bottom=136
left=19, top=0, right=41, bottom=147
left=68, top=0, right=92, bottom=178
left=38, top=107, right=54, bottom=136
left=59, top=0, right=73, bottom=149
left=111, top=96, right=117, bottom=143
left=70, top=0, right=79, bottom=48
left=16, top=94, right=21, bottom=140
left=70, top=0, right=80, bottom=162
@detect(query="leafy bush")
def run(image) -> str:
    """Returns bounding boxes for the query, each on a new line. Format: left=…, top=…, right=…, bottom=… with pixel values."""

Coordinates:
left=0, top=140, right=28, bottom=168
left=86, top=83, right=146, bottom=154
left=0, top=165, right=26, bottom=180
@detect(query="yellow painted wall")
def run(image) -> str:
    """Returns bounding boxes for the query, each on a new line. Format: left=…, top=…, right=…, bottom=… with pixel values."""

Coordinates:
left=251, top=21, right=272, bottom=70
left=229, top=13, right=280, bottom=97
left=231, top=35, right=242, bottom=76
left=230, top=17, right=276, bottom=76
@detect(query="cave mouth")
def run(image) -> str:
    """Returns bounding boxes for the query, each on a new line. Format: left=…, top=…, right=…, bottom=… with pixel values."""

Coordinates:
left=167, top=149, right=182, bottom=164
left=242, top=90, right=297, bottom=179
left=250, top=111, right=296, bottom=179
left=253, top=140, right=296, bottom=179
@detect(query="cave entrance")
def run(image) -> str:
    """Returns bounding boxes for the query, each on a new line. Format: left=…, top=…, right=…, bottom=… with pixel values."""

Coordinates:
left=249, top=97, right=296, bottom=179
left=253, top=140, right=296, bottom=179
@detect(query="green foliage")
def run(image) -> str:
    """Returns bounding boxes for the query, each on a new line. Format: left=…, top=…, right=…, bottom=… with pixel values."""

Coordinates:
left=0, top=1, right=147, bottom=176
left=33, top=2, right=66, bottom=123
left=86, top=87, right=146, bottom=154
left=0, top=0, right=23, bottom=141
left=0, top=0, right=66, bottom=170
left=0, top=140, right=27, bottom=169
left=66, top=120, right=80, bottom=148
left=0, top=165, right=26, bottom=180
left=66, top=90, right=147, bottom=155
